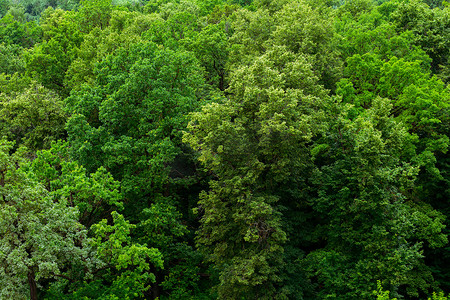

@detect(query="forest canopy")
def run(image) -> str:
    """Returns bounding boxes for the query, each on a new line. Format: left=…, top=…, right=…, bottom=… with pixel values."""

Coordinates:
left=0, top=0, right=448, bottom=299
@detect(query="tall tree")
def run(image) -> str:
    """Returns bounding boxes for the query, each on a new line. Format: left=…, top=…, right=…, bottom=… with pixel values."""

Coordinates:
left=65, top=40, right=208, bottom=298
left=0, top=140, right=92, bottom=300
left=184, top=45, right=328, bottom=299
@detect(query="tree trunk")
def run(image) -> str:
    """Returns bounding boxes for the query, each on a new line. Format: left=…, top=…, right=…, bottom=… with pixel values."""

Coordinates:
left=28, top=269, right=38, bottom=300
left=150, top=269, right=162, bottom=299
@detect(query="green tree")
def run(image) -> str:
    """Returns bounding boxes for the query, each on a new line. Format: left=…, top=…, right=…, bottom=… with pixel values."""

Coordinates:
left=0, top=0, right=9, bottom=18
left=0, top=73, right=33, bottom=95
left=0, top=83, right=67, bottom=151
left=76, top=0, right=112, bottom=33
left=18, top=0, right=80, bottom=20
left=65, top=9, right=154, bottom=90
left=66, top=40, right=204, bottom=204
left=65, top=39, right=207, bottom=298
left=184, top=22, right=230, bottom=91
left=75, top=211, right=163, bottom=299
left=335, top=7, right=430, bottom=65
left=27, top=141, right=123, bottom=227
left=335, top=1, right=450, bottom=294
left=388, top=0, right=450, bottom=81
left=0, top=11, right=42, bottom=47
left=0, top=43, right=25, bottom=74
left=304, top=97, right=447, bottom=298
left=228, top=0, right=341, bottom=91
left=25, top=7, right=81, bottom=95
left=0, top=140, right=92, bottom=300
left=43, top=210, right=164, bottom=299
left=184, top=45, right=328, bottom=299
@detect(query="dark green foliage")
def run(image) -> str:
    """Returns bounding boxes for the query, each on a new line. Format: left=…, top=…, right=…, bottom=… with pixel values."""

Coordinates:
left=11, top=0, right=80, bottom=20
left=65, top=38, right=209, bottom=298
left=183, top=22, right=230, bottom=90
left=305, top=98, right=447, bottom=298
left=0, top=0, right=9, bottom=18
left=65, top=41, right=204, bottom=198
left=388, top=0, right=450, bottom=79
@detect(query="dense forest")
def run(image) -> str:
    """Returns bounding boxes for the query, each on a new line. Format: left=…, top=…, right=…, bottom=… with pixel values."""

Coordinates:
left=0, top=0, right=448, bottom=298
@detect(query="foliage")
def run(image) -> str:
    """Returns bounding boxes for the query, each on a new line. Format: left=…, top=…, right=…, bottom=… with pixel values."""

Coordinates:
left=86, top=211, right=164, bottom=299
left=0, top=140, right=92, bottom=300
left=183, top=22, right=230, bottom=91
left=374, top=280, right=398, bottom=300
left=0, top=83, right=67, bottom=150
left=0, top=0, right=449, bottom=298
left=184, top=45, right=328, bottom=299
left=65, top=40, right=204, bottom=200
left=24, top=7, right=81, bottom=95
left=388, top=0, right=450, bottom=79
left=0, top=0, right=9, bottom=18
left=0, top=12, right=42, bottom=47
left=27, top=141, right=123, bottom=227
left=76, top=0, right=112, bottom=34
left=0, top=42, right=25, bottom=74
left=304, top=97, right=447, bottom=298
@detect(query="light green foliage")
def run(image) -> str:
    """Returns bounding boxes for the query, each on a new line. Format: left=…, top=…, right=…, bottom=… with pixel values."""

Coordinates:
left=228, top=8, right=277, bottom=66
left=373, top=280, right=398, bottom=300
left=429, top=292, right=449, bottom=300
left=0, top=140, right=92, bottom=300
left=65, top=9, right=152, bottom=90
left=185, top=45, right=328, bottom=299
left=229, top=0, right=341, bottom=90
left=142, top=0, right=202, bottom=50
left=88, top=211, right=164, bottom=299
left=337, top=53, right=449, bottom=177
left=76, top=0, right=112, bottom=33
left=0, top=73, right=32, bottom=94
left=0, top=83, right=67, bottom=150
left=205, top=3, right=239, bottom=24
left=25, top=7, right=80, bottom=94
left=373, top=280, right=449, bottom=300
left=335, top=7, right=430, bottom=64
left=336, top=0, right=374, bottom=18
left=0, top=42, right=25, bottom=74
left=270, top=0, right=342, bottom=89
left=27, top=141, right=123, bottom=227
